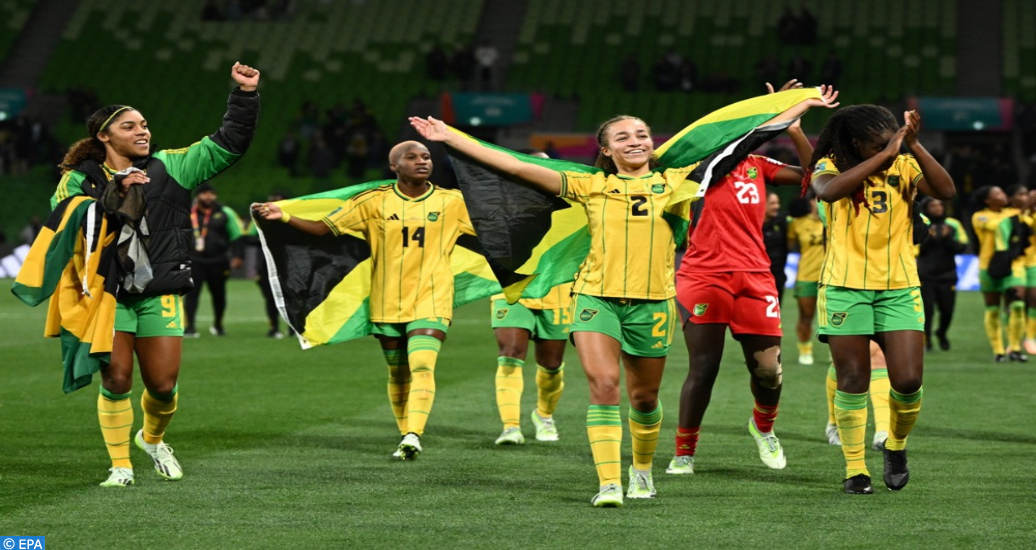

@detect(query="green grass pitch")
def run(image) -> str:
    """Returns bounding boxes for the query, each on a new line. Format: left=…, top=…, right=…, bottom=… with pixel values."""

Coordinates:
left=0, top=281, right=1032, bottom=548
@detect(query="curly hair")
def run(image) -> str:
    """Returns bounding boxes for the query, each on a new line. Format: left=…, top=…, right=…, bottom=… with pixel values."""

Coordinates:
left=593, top=115, right=661, bottom=174
left=59, top=104, right=136, bottom=173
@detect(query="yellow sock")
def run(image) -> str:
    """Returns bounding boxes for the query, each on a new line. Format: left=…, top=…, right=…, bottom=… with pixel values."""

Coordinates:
left=383, top=349, right=410, bottom=435
left=141, top=387, right=178, bottom=445
left=1008, top=301, right=1025, bottom=351
left=985, top=306, right=1005, bottom=355
left=869, top=369, right=891, bottom=434
left=587, top=405, right=622, bottom=487
left=798, top=341, right=813, bottom=356
left=98, top=388, right=133, bottom=469
left=495, top=356, right=524, bottom=430
left=887, top=388, right=923, bottom=451
left=826, top=365, right=838, bottom=425
left=405, top=335, right=441, bottom=436
left=628, top=403, right=662, bottom=471
left=1027, top=310, right=1036, bottom=340
left=535, top=363, right=565, bottom=418
left=834, top=391, right=869, bottom=478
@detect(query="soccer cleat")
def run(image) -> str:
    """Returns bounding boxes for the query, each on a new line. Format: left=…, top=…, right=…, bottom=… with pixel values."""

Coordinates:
left=397, top=432, right=422, bottom=460
left=938, top=332, right=952, bottom=351
left=872, top=430, right=889, bottom=451
left=825, top=422, right=841, bottom=445
left=530, top=411, right=559, bottom=441
left=134, top=430, right=183, bottom=480
left=183, top=328, right=199, bottom=338
left=627, top=466, right=657, bottom=498
left=994, top=354, right=1007, bottom=363
left=267, top=329, right=285, bottom=339
left=99, top=467, right=134, bottom=487
left=1008, top=350, right=1028, bottom=363
left=882, top=442, right=910, bottom=490
left=591, top=483, right=624, bottom=508
left=494, top=427, right=525, bottom=446
left=665, top=455, right=695, bottom=474
left=209, top=326, right=226, bottom=337
left=798, top=353, right=814, bottom=366
left=748, top=418, right=787, bottom=469
left=843, top=473, right=874, bottom=494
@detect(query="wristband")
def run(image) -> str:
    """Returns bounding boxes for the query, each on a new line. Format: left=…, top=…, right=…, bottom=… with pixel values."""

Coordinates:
left=280, top=212, right=291, bottom=223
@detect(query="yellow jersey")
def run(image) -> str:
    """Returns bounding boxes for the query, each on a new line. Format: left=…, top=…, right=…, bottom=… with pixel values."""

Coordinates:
left=559, top=168, right=693, bottom=300
left=322, top=183, right=475, bottom=323
left=972, top=208, right=1016, bottom=270
left=813, top=154, right=924, bottom=290
left=788, top=213, right=825, bottom=283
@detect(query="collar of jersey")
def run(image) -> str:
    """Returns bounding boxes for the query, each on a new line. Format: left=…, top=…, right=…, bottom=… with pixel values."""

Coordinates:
left=393, top=182, right=434, bottom=202
left=614, top=173, right=654, bottom=180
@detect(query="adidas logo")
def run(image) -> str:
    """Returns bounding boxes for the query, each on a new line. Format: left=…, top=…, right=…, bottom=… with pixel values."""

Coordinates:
left=166, top=320, right=179, bottom=329
left=387, top=214, right=400, bottom=221
left=652, top=341, right=664, bottom=349
left=608, top=189, right=622, bottom=194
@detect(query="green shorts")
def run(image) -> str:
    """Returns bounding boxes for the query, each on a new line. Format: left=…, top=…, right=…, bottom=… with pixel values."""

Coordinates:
left=1026, top=266, right=1036, bottom=288
left=568, top=294, right=677, bottom=357
left=817, top=285, right=923, bottom=341
left=979, top=268, right=1025, bottom=293
left=371, top=317, right=451, bottom=338
left=794, top=280, right=819, bottom=299
left=115, top=294, right=185, bottom=337
left=491, top=299, right=570, bottom=340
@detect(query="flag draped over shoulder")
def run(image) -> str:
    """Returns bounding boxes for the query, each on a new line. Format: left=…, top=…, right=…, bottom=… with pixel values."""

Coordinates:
left=450, top=88, right=821, bottom=302
left=255, top=181, right=500, bottom=349
left=12, top=196, right=119, bottom=393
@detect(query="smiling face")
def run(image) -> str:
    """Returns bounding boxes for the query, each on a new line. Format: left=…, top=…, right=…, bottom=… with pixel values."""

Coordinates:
left=98, top=109, right=150, bottom=160
left=600, top=118, right=654, bottom=174
left=853, top=129, right=896, bottom=162
left=389, top=141, right=432, bottom=183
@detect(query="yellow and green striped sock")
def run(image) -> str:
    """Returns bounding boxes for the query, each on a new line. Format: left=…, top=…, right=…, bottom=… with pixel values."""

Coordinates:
left=1027, top=309, right=1036, bottom=340
left=797, top=341, right=813, bottom=356
left=141, top=386, right=178, bottom=445
left=834, top=390, right=870, bottom=478
left=535, top=363, right=564, bottom=418
left=383, top=349, right=410, bottom=435
left=826, top=365, right=838, bottom=425
left=98, top=388, right=133, bottom=469
left=887, top=387, right=923, bottom=451
left=587, top=405, right=622, bottom=487
left=869, top=369, right=891, bottom=435
left=405, top=335, right=442, bottom=436
left=985, top=305, right=1005, bottom=355
left=1008, top=301, right=1026, bottom=351
left=628, top=403, right=662, bottom=472
left=495, top=356, right=524, bottom=430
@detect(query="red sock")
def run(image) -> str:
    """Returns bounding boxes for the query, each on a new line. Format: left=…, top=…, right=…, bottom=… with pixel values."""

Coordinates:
left=753, top=401, right=779, bottom=433
left=675, top=426, right=700, bottom=457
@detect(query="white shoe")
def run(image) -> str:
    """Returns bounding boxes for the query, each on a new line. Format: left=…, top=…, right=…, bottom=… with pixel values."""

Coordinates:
left=826, top=422, right=841, bottom=445
left=626, top=466, right=656, bottom=499
left=495, top=427, right=526, bottom=445
left=872, top=430, right=889, bottom=451
left=798, top=353, right=814, bottom=365
left=99, top=467, right=134, bottom=487
left=397, top=432, right=422, bottom=460
left=134, top=430, right=183, bottom=480
left=748, top=418, right=787, bottom=469
left=665, top=455, right=695, bottom=474
left=531, top=411, right=559, bottom=441
left=591, top=483, right=624, bottom=508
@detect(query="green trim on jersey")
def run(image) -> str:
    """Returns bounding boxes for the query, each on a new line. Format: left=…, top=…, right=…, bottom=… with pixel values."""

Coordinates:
left=153, top=136, right=242, bottom=190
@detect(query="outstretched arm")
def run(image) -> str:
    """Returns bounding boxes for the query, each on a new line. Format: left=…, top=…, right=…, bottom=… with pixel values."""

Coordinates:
left=252, top=202, right=332, bottom=236
left=409, top=116, right=563, bottom=196
left=764, top=84, right=839, bottom=128
left=904, top=111, right=955, bottom=200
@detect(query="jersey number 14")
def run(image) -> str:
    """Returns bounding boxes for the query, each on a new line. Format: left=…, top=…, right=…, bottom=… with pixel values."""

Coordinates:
left=401, top=226, right=425, bottom=248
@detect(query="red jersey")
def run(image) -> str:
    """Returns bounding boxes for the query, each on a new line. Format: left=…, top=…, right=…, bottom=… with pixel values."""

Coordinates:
left=679, top=155, right=786, bottom=274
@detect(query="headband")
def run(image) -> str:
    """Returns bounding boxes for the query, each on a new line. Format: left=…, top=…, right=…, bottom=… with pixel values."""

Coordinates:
left=98, top=106, right=133, bottom=134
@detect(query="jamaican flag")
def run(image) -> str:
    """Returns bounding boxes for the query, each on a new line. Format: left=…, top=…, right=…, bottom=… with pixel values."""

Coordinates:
left=450, top=87, right=821, bottom=302
left=255, top=181, right=500, bottom=349
left=12, top=196, right=119, bottom=393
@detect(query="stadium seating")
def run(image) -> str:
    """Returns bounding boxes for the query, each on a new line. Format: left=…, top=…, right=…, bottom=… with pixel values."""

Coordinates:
left=1003, top=0, right=1036, bottom=103
left=0, top=0, right=34, bottom=64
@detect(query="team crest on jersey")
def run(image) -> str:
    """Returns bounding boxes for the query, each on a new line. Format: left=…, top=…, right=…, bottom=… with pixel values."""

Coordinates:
left=747, top=167, right=758, bottom=179
left=496, top=309, right=509, bottom=320
left=817, top=161, right=828, bottom=171
left=693, top=303, right=708, bottom=316
left=888, top=175, right=900, bottom=187
left=831, top=312, right=848, bottom=327
left=651, top=184, right=665, bottom=194
left=427, top=212, right=440, bottom=222
left=579, top=308, right=599, bottom=322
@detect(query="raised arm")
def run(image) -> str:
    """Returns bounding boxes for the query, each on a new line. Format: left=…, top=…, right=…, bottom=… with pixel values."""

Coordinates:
left=409, top=116, right=563, bottom=196
left=252, top=202, right=331, bottom=236
left=764, top=84, right=839, bottom=128
left=766, top=79, right=815, bottom=170
left=904, top=111, right=955, bottom=200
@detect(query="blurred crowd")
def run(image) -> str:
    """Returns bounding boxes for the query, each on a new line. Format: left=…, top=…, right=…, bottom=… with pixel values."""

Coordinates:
left=279, top=98, right=390, bottom=180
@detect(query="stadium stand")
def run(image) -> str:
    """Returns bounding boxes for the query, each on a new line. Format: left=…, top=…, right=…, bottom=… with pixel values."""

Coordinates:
left=1003, top=0, right=1036, bottom=103
left=0, top=0, right=34, bottom=63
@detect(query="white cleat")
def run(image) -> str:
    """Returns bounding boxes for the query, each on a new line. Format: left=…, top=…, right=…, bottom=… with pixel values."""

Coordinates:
left=826, top=422, right=841, bottom=445
left=530, top=411, right=559, bottom=441
left=494, top=427, right=526, bottom=445
left=748, top=418, right=787, bottom=470
left=872, top=430, right=889, bottom=451
left=665, top=455, right=695, bottom=474
left=134, top=430, right=183, bottom=480
left=99, top=467, right=134, bottom=487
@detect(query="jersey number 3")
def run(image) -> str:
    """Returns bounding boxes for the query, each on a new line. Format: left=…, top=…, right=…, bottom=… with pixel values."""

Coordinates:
left=401, top=226, right=425, bottom=248
left=735, top=181, right=760, bottom=204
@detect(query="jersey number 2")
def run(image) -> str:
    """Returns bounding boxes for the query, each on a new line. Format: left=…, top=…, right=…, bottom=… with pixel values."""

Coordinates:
left=765, top=296, right=780, bottom=318
left=631, top=196, right=648, bottom=216
left=401, top=226, right=425, bottom=248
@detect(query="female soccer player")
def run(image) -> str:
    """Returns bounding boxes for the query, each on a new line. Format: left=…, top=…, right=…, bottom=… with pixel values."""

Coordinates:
left=810, top=106, right=955, bottom=494
left=254, top=141, right=472, bottom=460
left=51, top=62, right=260, bottom=486
left=410, top=88, right=834, bottom=507
left=788, top=196, right=825, bottom=364
left=666, top=82, right=836, bottom=477
left=972, top=186, right=1026, bottom=362
left=916, top=197, right=967, bottom=351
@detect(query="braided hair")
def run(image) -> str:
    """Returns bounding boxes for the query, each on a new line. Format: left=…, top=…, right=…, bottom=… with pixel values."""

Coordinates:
left=59, top=104, right=136, bottom=173
left=801, top=105, right=900, bottom=211
left=594, top=115, right=661, bottom=174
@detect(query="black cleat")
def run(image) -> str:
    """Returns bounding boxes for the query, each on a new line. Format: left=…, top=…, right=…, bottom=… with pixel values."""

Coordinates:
left=843, top=474, right=873, bottom=494
left=1008, top=350, right=1028, bottom=363
left=936, top=332, right=950, bottom=351
left=882, top=443, right=910, bottom=490
left=994, top=354, right=1007, bottom=363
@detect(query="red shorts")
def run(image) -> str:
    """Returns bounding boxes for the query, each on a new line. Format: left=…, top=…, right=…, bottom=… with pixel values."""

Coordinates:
left=676, top=270, right=783, bottom=337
